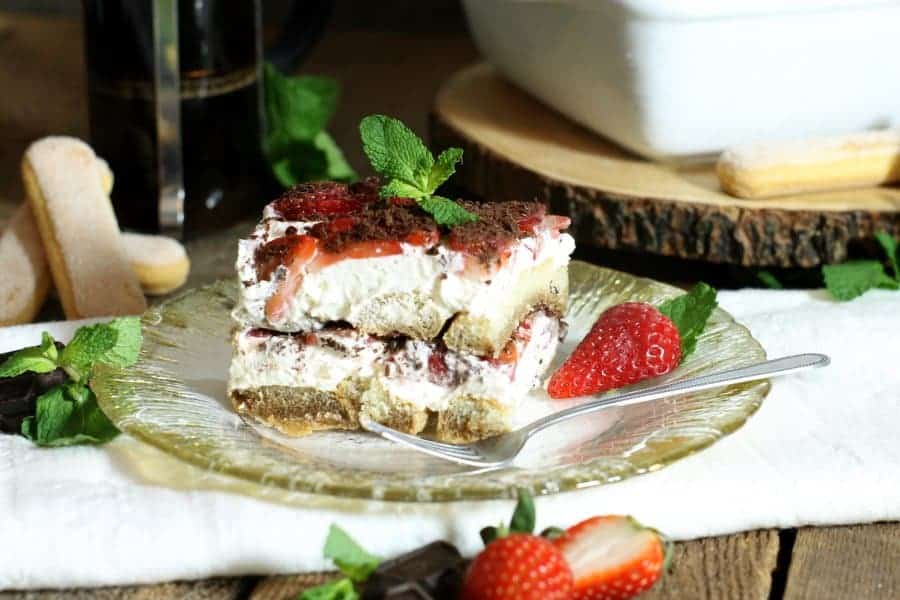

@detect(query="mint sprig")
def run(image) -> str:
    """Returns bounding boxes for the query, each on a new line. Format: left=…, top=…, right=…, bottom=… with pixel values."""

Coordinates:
left=263, top=63, right=356, bottom=187
left=0, top=317, right=142, bottom=447
left=21, top=384, right=118, bottom=447
left=300, top=526, right=381, bottom=600
left=658, top=283, right=718, bottom=359
left=359, top=115, right=477, bottom=227
left=0, top=332, right=58, bottom=378
left=823, top=232, right=900, bottom=301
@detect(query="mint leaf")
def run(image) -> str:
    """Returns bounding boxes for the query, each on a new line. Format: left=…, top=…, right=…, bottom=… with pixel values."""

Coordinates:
left=21, top=384, right=118, bottom=447
left=265, top=64, right=338, bottom=141
left=359, top=115, right=477, bottom=227
left=417, top=196, right=478, bottom=227
left=509, top=488, right=536, bottom=534
left=427, top=147, right=463, bottom=192
left=658, top=283, right=718, bottom=359
left=323, top=525, right=381, bottom=582
left=756, top=270, right=783, bottom=290
left=299, top=578, right=358, bottom=600
left=875, top=231, right=899, bottom=280
left=263, top=63, right=355, bottom=187
left=315, top=131, right=356, bottom=182
left=0, top=332, right=59, bottom=378
left=381, top=179, right=427, bottom=201
left=823, top=260, right=899, bottom=301
left=58, top=317, right=142, bottom=381
left=359, top=114, right=432, bottom=187
left=101, top=317, right=143, bottom=366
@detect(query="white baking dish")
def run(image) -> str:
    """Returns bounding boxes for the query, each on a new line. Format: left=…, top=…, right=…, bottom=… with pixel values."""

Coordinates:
left=462, top=0, right=900, bottom=160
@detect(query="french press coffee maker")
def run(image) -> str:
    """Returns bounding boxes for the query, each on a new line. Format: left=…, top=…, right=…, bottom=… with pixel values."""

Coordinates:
left=81, top=0, right=332, bottom=238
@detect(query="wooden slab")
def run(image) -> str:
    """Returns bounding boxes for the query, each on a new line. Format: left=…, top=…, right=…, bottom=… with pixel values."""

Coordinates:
left=431, top=64, right=900, bottom=268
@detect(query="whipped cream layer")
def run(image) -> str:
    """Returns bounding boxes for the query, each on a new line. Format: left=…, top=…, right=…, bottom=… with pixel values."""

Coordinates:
left=235, top=217, right=574, bottom=334
left=229, top=311, right=562, bottom=412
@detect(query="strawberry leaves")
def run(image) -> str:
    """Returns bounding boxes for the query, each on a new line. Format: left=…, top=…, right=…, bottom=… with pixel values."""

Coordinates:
left=658, top=283, right=718, bottom=359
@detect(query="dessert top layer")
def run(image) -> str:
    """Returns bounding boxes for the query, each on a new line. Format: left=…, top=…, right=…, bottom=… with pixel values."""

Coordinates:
left=256, top=178, right=567, bottom=272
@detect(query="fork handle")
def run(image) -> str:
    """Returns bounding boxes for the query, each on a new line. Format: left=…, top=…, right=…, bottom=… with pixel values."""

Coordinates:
left=525, top=353, right=830, bottom=438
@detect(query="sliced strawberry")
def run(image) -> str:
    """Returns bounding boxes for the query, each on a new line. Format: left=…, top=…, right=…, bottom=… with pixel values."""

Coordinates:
left=387, top=196, right=418, bottom=207
left=555, top=516, right=670, bottom=600
left=270, top=181, right=367, bottom=221
left=264, top=236, right=318, bottom=323
left=405, top=228, right=440, bottom=247
left=547, top=302, right=681, bottom=399
left=312, top=240, right=405, bottom=271
left=462, top=534, right=573, bottom=600
left=542, top=215, right=571, bottom=235
left=427, top=351, right=451, bottom=385
left=489, top=340, right=518, bottom=366
left=517, top=213, right=544, bottom=235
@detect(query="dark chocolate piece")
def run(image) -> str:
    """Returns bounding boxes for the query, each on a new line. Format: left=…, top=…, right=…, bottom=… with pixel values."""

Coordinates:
left=0, top=344, right=69, bottom=433
left=362, top=541, right=466, bottom=600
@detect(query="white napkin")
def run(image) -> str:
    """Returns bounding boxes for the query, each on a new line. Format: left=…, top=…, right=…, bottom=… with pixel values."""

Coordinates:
left=1, top=289, right=898, bottom=590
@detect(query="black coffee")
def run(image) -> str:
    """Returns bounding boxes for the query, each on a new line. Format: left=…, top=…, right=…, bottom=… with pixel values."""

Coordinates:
left=82, top=0, right=273, bottom=237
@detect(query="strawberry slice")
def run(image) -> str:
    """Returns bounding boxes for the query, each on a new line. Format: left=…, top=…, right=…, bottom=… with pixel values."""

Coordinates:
left=264, top=235, right=318, bottom=323
left=555, top=516, right=671, bottom=600
left=270, top=181, right=369, bottom=221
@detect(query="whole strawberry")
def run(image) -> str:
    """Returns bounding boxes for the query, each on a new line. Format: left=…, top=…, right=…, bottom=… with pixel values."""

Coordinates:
left=547, top=302, right=682, bottom=399
left=461, top=533, right=573, bottom=600
left=555, top=516, right=670, bottom=600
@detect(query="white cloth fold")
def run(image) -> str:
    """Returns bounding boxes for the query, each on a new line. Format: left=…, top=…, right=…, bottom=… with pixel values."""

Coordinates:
left=0, top=288, right=898, bottom=590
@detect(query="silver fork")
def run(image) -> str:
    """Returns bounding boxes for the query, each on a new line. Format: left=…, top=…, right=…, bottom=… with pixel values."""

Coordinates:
left=360, top=353, right=830, bottom=468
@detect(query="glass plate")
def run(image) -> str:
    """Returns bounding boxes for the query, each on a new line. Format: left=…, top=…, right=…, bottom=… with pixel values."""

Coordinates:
left=94, top=261, right=768, bottom=502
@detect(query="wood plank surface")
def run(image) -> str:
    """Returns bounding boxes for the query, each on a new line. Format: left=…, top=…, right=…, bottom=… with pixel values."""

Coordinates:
left=783, top=523, right=900, bottom=600
left=641, top=531, right=780, bottom=600
left=0, top=578, right=251, bottom=600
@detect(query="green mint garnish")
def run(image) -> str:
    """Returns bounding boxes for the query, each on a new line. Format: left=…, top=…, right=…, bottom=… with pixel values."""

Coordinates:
left=823, top=231, right=900, bottom=301
left=299, top=578, right=358, bottom=600
left=0, top=332, right=59, bottom=378
left=0, top=316, right=142, bottom=447
left=58, top=317, right=142, bottom=382
left=756, top=270, right=783, bottom=290
left=21, top=384, right=119, bottom=447
left=324, top=525, right=382, bottom=583
left=359, top=114, right=477, bottom=227
left=263, top=63, right=356, bottom=187
left=658, top=283, right=718, bottom=359
left=299, top=525, right=380, bottom=599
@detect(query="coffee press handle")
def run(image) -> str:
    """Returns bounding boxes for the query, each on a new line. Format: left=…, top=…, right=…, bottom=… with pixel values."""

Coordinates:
left=265, top=0, right=334, bottom=71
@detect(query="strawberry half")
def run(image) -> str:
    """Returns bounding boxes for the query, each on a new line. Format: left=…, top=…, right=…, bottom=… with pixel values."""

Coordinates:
left=461, top=534, right=573, bottom=600
left=547, top=302, right=681, bottom=399
left=555, top=516, right=671, bottom=600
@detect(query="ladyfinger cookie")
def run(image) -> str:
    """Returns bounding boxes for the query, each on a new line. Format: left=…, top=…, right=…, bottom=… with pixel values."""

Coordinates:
left=121, top=232, right=190, bottom=296
left=0, top=158, right=115, bottom=326
left=22, top=136, right=146, bottom=319
left=0, top=205, right=51, bottom=326
left=717, top=129, right=900, bottom=199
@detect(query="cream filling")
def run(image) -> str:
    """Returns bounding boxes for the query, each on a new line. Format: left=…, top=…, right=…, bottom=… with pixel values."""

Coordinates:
left=228, top=312, right=561, bottom=412
left=235, top=219, right=574, bottom=333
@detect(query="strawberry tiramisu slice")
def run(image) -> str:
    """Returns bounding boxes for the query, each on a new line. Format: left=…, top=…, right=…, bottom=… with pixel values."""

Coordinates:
left=229, top=179, right=574, bottom=441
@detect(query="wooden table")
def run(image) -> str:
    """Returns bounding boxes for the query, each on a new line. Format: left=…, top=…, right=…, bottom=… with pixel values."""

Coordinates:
left=0, top=11, right=897, bottom=600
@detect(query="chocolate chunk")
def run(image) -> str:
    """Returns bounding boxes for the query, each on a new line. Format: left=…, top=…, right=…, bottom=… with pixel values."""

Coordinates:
left=362, top=541, right=466, bottom=600
left=0, top=344, right=69, bottom=433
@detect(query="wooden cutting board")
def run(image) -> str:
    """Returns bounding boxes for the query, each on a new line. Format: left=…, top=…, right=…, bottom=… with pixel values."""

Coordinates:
left=430, top=64, right=900, bottom=268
